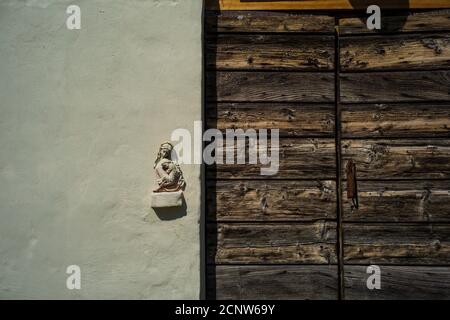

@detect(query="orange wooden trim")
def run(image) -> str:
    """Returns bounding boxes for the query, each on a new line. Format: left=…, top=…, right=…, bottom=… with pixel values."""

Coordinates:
left=206, top=0, right=450, bottom=10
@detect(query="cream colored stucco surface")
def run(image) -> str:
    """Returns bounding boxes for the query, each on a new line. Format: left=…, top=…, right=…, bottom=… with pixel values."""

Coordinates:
left=0, top=0, right=203, bottom=299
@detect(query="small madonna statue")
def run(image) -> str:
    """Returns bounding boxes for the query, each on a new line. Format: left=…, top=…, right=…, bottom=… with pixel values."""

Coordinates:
left=151, top=142, right=185, bottom=208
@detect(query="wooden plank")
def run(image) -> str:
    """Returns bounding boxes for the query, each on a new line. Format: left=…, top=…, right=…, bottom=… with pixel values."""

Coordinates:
left=339, top=10, right=450, bottom=34
left=340, top=71, right=450, bottom=103
left=344, top=223, right=450, bottom=264
left=345, top=266, right=450, bottom=299
left=208, top=222, right=337, bottom=264
left=341, top=103, right=450, bottom=138
left=206, top=34, right=335, bottom=71
left=340, top=34, right=450, bottom=71
left=207, top=71, right=335, bottom=102
left=207, top=180, right=337, bottom=222
left=207, top=138, right=336, bottom=179
left=343, top=181, right=450, bottom=222
left=208, top=265, right=338, bottom=300
left=206, top=0, right=450, bottom=11
left=205, top=11, right=335, bottom=33
left=341, top=139, right=450, bottom=179
left=206, top=103, right=335, bottom=137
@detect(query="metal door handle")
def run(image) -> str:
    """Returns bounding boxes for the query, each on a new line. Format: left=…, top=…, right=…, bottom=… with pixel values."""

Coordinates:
left=346, top=160, right=359, bottom=209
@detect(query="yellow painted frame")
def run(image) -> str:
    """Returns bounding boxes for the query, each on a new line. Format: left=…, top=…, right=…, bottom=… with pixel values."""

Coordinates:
left=206, top=0, right=450, bottom=10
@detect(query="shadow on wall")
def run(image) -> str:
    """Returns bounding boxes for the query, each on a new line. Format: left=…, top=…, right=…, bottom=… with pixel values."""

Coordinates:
left=210, top=0, right=412, bottom=32
left=349, top=0, right=410, bottom=9
left=154, top=196, right=187, bottom=220
left=203, top=4, right=219, bottom=300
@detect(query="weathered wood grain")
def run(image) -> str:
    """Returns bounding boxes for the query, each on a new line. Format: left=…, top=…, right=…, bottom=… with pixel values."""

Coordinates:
left=339, top=10, right=450, bottom=34
left=343, top=181, right=450, bottom=222
left=340, top=34, right=450, bottom=71
left=341, top=103, right=450, bottom=138
left=207, top=138, right=336, bottom=179
left=205, top=11, right=335, bottom=33
left=345, top=266, right=450, bottom=299
left=340, top=71, right=450, bottom=103
left=207, top=71, right=335, bottom=102
left=207, top=34, right=335, bottom=70
left=341, top=139, right=450, bottom=179
left=344, top=223, right=450, bottom=264
left=206, top=103, right=335, bottom=137
left=208, top=265, right=338, bottom=300
left=208, top=222, right=337, bottom=264
left=206, top=0, right=450, bottom=11
left=207, top=180, right=337, bottom=222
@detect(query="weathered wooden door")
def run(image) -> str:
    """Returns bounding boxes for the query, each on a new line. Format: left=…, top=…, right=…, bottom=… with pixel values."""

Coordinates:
left=338, top=10, right=450, bottom=299
left=205, top=9, right=450, bottom=300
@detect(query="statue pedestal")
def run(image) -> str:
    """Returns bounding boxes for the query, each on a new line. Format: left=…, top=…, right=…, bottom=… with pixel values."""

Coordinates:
left=151, top=190, right=183, bottom=208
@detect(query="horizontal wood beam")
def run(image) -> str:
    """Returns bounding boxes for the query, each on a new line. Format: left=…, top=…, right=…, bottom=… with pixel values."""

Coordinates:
left=206, top=0, right=450, bottom=10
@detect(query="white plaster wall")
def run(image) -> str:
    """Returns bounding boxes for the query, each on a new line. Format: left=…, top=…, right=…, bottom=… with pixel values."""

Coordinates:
left=0, top=0, right=203, bottom=299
